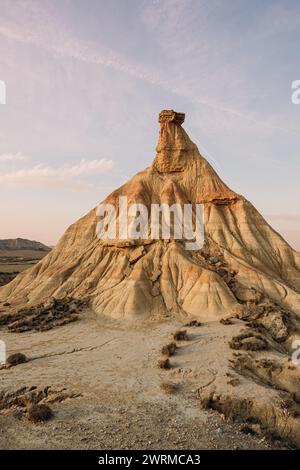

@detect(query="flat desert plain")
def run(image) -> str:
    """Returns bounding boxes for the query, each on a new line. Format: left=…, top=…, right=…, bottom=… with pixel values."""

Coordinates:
left=0, top=312, right=287, bottom=450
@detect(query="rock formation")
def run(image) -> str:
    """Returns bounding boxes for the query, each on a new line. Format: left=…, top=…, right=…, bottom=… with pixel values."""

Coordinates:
left=0, top=238, right=51, bottom=251
left=0, top=110, right=300, bottom=323
left=2, top=110, right=300, bottom=448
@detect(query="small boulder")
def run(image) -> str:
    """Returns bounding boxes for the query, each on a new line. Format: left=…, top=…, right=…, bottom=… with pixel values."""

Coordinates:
left=259, top=310, right=288, bottom=342
left=233, top=285, right=263, bottom=303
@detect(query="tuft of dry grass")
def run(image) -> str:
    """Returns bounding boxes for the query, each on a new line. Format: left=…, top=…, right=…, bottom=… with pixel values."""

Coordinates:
left=28, top=404, right=53, bottom=423
left=184, top=320, right=201, bottom=327
left=220, top=318, right=233, bottom=325
left=229, top=331, right=268, bottom=351
left=227, top=377, right=240, bottom=387
left=158, top=358, right=171, bottom=370
left=173, top=330, right=188, bottom=341
left=199, top=394, right=214, bottom=410
left=6, top=352, right=27, bottom=367
left=161, top=342, right=177, bottom=357
left=160, top=381, right=180, bottom=394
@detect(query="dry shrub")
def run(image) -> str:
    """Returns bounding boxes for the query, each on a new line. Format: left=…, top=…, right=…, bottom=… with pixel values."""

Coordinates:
left=229, top=331, right=268, bottom=351
left=184, top=320, right=201, bottom=327
left=173, top=330, right=188, bottom=341
left=160, top=381, right=179, bottom=394
left=28, top=404, right=53, bottom=423
left=240, top=423, right=261, bottom=435
left=227, top=377, right=240, bottom=387
left=161, top=342, right=177, bottom=357
left=200, top=394, right=215, bottom=410
left=158, top=358, right=171, bottom=370
left=220, top=318, right=233, bottom=325
left=6, top=353, right=27, bottom=367
left=199, top=391, right=254, bottom=423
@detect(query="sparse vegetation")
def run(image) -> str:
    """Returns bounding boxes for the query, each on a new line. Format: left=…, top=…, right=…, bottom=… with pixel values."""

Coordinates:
left=240, top=424, right=257, bottom=435
left=220, top=318, right=233, bottom=325
left=161, top=342, right=177, bottom=357
left=173, top=330, right=188, bottom=341
left=227, top=377, right=240, bottom=387
left=0, top=386, right=81, bottom=417
left=184, top=320, right=201, bottom=327
left=199, top=394, right=214, bottom=410
left=199, top=391, right=255, bottom=423
left=160, top=381, right=179, bottom=394
left=0, top=297, right=87, bottom=333
left=229, top=331, right=268, bottom=351
left=158, top=358, right=171, bottom=369
left=6, top=352, right=27, bottom=367
left=28, top=404, right=53, bottom=423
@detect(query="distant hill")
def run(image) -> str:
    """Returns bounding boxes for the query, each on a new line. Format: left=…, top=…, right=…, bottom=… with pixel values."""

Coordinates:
left=0, top=238, right=51, bottom=251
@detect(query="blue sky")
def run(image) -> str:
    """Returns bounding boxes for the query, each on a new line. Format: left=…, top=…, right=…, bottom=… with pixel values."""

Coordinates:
left=0, top=0, right=299, bottom=247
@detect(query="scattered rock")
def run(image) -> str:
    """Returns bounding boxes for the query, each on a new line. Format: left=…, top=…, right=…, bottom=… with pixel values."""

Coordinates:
left=0, top=298, right=88, bottom=333
left=232, top=285, right=263, bottom=303
left=259, top=311, right=288, bottom=342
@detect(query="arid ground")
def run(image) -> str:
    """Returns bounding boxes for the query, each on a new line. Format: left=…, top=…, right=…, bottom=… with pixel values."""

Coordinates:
left=0, top=312, right=288, bottom=450
left=0, top=249, right=48, bottom=287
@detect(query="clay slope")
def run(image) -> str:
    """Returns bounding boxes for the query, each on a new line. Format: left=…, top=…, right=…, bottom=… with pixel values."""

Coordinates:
left=0, top=109, right=300, bottom=322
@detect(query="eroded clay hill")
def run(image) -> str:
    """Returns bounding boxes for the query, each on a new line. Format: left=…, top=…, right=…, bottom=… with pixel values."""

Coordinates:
left=1, top=110, right=300, bottom=322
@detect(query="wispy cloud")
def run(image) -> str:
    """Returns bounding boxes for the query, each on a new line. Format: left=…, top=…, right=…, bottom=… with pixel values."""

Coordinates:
left=0, top=152, right=28, bottom=162
left=0, top=0, right=297, bottom=136
left=0, top=15, right=161, bottom=86
left=0, top=158, right=114, bottom=191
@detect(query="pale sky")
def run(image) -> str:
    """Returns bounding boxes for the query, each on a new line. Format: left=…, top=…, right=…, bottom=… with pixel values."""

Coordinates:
left=0, top=0, right=299, bottom=248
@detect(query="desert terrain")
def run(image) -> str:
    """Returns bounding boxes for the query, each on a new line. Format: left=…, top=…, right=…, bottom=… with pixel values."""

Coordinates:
left=0, top=311, right=288, bottom=450
left=0, top=239, right=50, bottom=287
